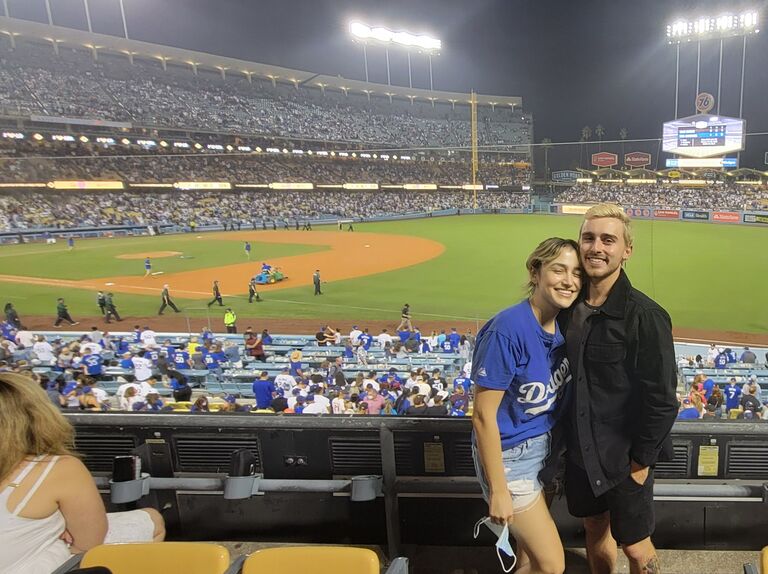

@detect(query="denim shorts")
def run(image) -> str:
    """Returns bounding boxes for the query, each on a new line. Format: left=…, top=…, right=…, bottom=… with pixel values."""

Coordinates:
left=473, top=432, right=551, bottom=512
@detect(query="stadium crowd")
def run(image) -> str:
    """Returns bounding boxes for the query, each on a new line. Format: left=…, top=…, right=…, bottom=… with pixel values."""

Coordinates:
left=0, top=319, right=477, bottom=417
left=0, top=189, right=529, bottom=231
left=0, top=142, right=531, bottom=187
left=554, top=183, right=768, bottom=211
left=0, top=40, right=532, bottom=148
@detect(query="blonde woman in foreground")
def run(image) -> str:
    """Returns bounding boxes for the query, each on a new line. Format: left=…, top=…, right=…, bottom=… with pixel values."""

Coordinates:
left=0, top=372, right=165, bottom=574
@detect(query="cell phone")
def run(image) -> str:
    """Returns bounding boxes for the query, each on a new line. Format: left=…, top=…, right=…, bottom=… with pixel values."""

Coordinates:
left=113, top=455, right=141, bottom=482
left=229, top=448, right=257, bottom=477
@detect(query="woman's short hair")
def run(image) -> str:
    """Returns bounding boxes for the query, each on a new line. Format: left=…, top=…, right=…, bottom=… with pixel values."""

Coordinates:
left=0, top=372, right=75, bottom=482
left=525, top=237, right=580, bottom=296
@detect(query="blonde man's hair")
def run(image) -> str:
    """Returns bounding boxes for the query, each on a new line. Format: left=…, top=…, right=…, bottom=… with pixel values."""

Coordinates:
left=582, top=203, right=634, bottom=247
left=525, top=237, right=580, bottom=297
left=0, top=373, right=76, bottom=483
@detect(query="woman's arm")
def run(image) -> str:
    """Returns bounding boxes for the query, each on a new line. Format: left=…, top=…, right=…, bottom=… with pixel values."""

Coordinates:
left=55, top=456, right=108, bottom=553
left=472, top=386, right=515, bottom=525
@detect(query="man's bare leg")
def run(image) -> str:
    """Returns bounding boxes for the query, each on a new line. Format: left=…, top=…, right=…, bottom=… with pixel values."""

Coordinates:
left=583, top=512, right=616, bottom=574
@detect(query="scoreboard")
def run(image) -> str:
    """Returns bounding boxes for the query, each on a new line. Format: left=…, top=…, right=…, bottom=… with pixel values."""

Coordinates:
left=662, top=114, right=745, bottom=158
left=677, top=125, right=726, bottom=148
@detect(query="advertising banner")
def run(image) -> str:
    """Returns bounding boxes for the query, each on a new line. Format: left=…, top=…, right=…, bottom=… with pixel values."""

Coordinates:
left=682, top=210, right=710, bottom=221
left=653, top=209, right=680, bottom=219
left=551, top=170, right=580, bottom=183
left=743, top=213, right=768, bottom=225
left=624, top=151, right=651, bottom=167
left=625, top=207, right=652, bottom=218
left=712, top=211, right=740, bottom=223
left=560, top=204, right=592, bottom=215
left=591, top=152, right=618, bottom=167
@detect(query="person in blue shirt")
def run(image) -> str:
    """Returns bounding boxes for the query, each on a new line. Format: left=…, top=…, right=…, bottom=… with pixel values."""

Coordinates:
left=440, top=339, right=453, bottom=354
left=173, top=348, right=191, bottom=370
left=81, top=353, right=103, bottom=377
left=200, top=327, right=214, bottom=343
left=448, top=328, right=461, bottom=351
left=144, top=257, right=152, bottom=277
left=244, top=241, right=251, bottom=259
left=724, top=378, right=742, bottom=413
left=472, top=237, right=581, bottom=573
left=714, top=350, right=729, bottom=369
left=251, top=371, right=276, bottom=409
left=119, top=352, right=134, bottom=369
left=67, top=236, right=74, bottom=250
left=453, top=374, right=473, bottom=396
left=436, top=330, right=447, bottom=347
left=359, top=329, right=373, bottom=351
left=260, top=329, right=273, bottom=345
left=133, top=326, right=143, bottom=344
left=677, top=398, right=701, bottom=419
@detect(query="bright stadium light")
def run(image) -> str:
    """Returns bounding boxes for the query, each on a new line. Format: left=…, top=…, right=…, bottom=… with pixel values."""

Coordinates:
left=349, top=20, right=441, bottom=90
left=666, top=11, right=760, bottom=42
left=349, top=22, right=441, bottom=52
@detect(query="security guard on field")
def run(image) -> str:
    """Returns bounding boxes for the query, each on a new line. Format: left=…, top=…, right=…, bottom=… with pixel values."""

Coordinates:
left=223, top=308, right=237, bottom=334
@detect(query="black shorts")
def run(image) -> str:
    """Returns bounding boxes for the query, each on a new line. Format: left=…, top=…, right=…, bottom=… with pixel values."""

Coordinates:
left=565, top=462, right=655, bottom=546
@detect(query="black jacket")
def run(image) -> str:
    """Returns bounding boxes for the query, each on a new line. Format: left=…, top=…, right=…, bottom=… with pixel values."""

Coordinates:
left=558, top=269, right=678, bottom=497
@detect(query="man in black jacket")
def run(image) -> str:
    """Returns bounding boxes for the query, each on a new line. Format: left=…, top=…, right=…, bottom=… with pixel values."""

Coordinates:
left=559, top=204, right=677, bottom=574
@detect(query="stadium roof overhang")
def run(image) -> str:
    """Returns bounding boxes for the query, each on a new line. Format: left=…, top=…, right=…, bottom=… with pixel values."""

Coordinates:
left=0, top=16, right=523, bottom=110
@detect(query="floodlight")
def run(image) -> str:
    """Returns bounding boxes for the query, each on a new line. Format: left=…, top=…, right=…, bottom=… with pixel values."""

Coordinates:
left=349, top=21, right=441, bottom=52
left=666, top=11, right=759, bottom=41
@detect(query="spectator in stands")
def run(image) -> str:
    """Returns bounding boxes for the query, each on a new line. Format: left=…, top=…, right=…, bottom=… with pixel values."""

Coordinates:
left=740, top=385, right=762, bottom=416
left=707, top=386, right=724, bottom=418
left=0, top=372, right=165, bottom=573
left=405, top=394, right=427, bottom=416
left=724, top=378, right=742, bottom=414
left=677, top=397, right=701, bottom=419
left=190, top=396, right=210, bottom=412
left=4, top=303, right=22, bottom=330
left=425, top=391, right=449, bottom=416
left=740, top=347, right=757, bottom=364
left=245, top=331, right=266, bottom=363
left=252, top=371, right=276, bottom=410
left=472, top=237, right=580, bottom=574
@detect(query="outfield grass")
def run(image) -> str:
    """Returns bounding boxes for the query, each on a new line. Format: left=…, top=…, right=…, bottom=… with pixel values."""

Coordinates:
left=0, top=215, right=765, bottom=334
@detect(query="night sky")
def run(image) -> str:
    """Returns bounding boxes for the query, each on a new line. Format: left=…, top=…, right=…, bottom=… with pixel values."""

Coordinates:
left=6, top=0, right=768, bottom=158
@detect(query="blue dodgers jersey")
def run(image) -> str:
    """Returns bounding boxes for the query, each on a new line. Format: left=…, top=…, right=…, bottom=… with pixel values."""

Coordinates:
left=471, top=300, right=572, bottom=450
left=83, top=354, right=102, bottom=375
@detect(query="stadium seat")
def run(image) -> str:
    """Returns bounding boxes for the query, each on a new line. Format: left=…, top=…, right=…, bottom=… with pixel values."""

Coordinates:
left=240, top=546, right=380, bottom=574
left=78, top=542, right=231, bottom=574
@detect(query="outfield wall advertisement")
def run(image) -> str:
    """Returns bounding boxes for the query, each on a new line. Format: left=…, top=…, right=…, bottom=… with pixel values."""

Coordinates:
left=682, top=210, right=710, bottom=220
left=744, top=213, right=768, bottom=225
left=555, top=205, right=768, bottom=226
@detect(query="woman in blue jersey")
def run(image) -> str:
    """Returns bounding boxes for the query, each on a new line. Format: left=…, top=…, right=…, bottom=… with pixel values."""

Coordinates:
left=472, top=238, right=581, bottom=574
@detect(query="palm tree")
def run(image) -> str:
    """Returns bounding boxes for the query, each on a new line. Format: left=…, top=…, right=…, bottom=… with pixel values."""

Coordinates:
left=619, top=127, right=628, bottom=167
left=541, top=138, right=553, bottom=181
left=595, top=124, right=605, bottom=152
left=580, top=126, right=591, bottom=168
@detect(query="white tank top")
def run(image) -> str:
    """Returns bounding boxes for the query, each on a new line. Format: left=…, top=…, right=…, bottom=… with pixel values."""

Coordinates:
left=0, top=456, right=71, bottom=574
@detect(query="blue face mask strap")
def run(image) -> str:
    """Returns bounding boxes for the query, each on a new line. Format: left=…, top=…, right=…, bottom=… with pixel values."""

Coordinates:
left=473, top=517, right=518, bottom=573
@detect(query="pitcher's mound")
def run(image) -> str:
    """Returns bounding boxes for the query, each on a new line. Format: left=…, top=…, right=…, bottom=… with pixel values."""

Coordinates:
left=116, top=251, right=182, bottom=260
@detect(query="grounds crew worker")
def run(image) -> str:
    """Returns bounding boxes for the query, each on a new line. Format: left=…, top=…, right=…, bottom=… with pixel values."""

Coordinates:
left=224, top=308, right=237, bottom=334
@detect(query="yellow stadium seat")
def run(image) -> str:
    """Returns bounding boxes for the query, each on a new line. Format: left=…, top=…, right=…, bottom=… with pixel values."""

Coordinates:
left=241, top=546, right=379, bottom=574
left=761, top=545, right=768, bottom=574
left=80, top=542, right=231, bottom=574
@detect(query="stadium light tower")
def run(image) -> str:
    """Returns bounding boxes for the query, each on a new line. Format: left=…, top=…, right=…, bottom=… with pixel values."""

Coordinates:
left=666, top=10, right=759, bottom=117
left=349, top=21, right=441, bottom=89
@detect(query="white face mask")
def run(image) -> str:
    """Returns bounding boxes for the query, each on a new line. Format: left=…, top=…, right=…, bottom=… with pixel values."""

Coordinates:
left=473, top=516, right=517, bottom=573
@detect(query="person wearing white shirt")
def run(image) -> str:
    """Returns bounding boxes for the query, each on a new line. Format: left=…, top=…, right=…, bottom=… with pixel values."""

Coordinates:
left=302, top=395, right=327, bottom=414
left=349, top=326, right=362, bottom=346
left=32, top=336, right=55, bottom=363
left=404, top=372, right=419, bottom=391
left=140, top=328, right=157, bottom=348
left=136, top=379, right=157, bottom=399
left=15, top=330, right=35, bottom=348
left=81, top=342, right=103, bottom=355
left=377, top=329, right=394, bottom=348
left=312, top=393, right=331, bottom=412
left=332, top=395, right=346, bottom=414
left=362, top=377, right=380, bottom=392
left=706, top=343, right=721, bottom=366
left=274, top=370, right=296, bottom=392
left=131, top=352, right=153, bottom=382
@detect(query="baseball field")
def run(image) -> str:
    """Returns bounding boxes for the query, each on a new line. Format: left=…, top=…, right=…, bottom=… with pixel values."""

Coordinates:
left=0, top=214, right=765, bottom=343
